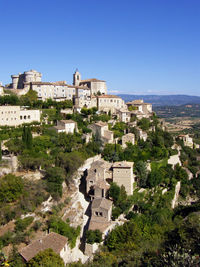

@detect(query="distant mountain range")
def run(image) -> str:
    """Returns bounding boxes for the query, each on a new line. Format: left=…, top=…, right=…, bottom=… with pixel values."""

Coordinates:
left=118, top=94, right=200, bottom=106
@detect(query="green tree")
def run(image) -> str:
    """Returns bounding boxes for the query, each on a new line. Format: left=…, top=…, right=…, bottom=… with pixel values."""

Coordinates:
left=28, top=248, right=65, bottom=267
left=45, top=167, right=65, bottom=199
left=86, top=230, right=102, bottom=244
left=109, top=183, right=120, bottom=204
left=135, top=161, right=148, bottom=187
left=22, top=126, right=32, bottom=149
left=0, top=174, right=24, bottom=203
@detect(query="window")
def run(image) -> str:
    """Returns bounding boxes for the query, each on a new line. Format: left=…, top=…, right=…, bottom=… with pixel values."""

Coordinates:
left=28, top=115, right=30, bottom=119
left=24, top=116, right=26, bottom=119
left=20, top=116, right=22, bottom=120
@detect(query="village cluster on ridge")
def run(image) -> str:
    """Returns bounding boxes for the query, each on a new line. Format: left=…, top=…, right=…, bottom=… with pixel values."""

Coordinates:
left=0, top=69, right=199, bottom=266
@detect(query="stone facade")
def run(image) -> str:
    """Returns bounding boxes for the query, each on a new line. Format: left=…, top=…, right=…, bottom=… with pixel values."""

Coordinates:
left=0, top=106, right=40, bottom=126
left=115, top=108, right=130, bottom=122
left=52, top=120, right=77, bottom=134
left=31, top=81, right=70, bottom=101
left=97, top=95, right=125, bottom=114
left=88, top=121, right=114, bottom=144
left=10, top=69, right=42, bottom=89
left=122, top=133, right=135, bottom=148
left=73, top=70, right=107, bottom=95
left=127, top=99, right=153, bottom=118
left=112, top=161, right=135, bottom=195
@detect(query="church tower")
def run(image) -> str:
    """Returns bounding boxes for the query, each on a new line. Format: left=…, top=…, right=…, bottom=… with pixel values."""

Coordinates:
left=73, top=69, right=81, bottom=86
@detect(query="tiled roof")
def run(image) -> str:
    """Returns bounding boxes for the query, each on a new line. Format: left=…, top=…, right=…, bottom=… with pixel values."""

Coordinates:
left=97, top=95, right=120, bottom=99
left=94, top=180, right=110, bottom=190
left=94, top=121, right=107, bottom=127
left=80, top=78, right=105, bottom=83
left=60, top=119, right=75, bottom=124
left=20, top=232, right=67, bottom=262
left=123, top=133, right=135, bottom=138
left=112, top=161, right=133, bottom=168
left=91, top=198, right=112, bottom=210
left=89, top=216, right=111, bottom=232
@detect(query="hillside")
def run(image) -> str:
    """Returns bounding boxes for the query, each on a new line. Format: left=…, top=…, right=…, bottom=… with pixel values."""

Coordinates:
left=154, top=103, right=200, bottom=118
left=118, top=94, right=200, bottom=106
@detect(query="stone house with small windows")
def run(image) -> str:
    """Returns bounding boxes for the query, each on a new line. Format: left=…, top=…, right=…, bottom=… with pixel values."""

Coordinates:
left=97, top=95, right=126, bottom=114
left=115, top=108, right=131, bottom=123
left=20, top=232, right=69, bottom=264
left=0, top=106, right=40, bottom=126
left=88, top=198, right=113, bottom=237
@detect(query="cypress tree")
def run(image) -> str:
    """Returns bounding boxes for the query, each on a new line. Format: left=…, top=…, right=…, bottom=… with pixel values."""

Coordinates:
left=26, top=127, right=32, bottom=149
left=22, top=126, right=32, bottom=149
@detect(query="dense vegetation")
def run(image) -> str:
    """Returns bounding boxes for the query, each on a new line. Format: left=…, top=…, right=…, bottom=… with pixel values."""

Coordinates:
left=0, top=97, right=200, bottom=266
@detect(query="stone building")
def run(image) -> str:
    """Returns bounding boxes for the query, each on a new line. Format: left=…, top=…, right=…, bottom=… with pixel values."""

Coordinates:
left=0, top=106, right=40, bottom=126
left=86, top=160, right=112, bottom=197
left=31, top=81, right=70, bottom=101
left=88, top=121, right=114, bottom=144
left=122, top=133, right=135, bottom=148
left=52, top=120, right=77, bottom=134
left=112, top=161, right=135, bottom=195
left=127, top=99, right=153, bottom=118
left=20, top=232, right=69, bottom=264
left=86, top=159, right=135, bottom=196
left=91, top=198, right=112, bottom=221
left=73, top=69, right=107, bottom=95
left=9, top=69, right=42, bottom=89
left=115, top=108, right=130, bottom=123
left=88, top=198, right=112, bottom=235
left=137, top=128, right=148, bottom=141
left=178, top=134, right=193, bottom=148
left=97, top=95, right=126, bottom=114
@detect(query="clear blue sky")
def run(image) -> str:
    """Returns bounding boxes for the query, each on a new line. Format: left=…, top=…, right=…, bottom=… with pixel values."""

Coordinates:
left=0, top=0, right=200, bottom=95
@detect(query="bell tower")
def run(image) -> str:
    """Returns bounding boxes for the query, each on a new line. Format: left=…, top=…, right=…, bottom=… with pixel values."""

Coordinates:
left=73, top=69, right=81, bottom=86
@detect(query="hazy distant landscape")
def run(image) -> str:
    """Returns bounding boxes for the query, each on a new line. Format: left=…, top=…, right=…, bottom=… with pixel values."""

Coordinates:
left=119, top=94, right=200, bottom=106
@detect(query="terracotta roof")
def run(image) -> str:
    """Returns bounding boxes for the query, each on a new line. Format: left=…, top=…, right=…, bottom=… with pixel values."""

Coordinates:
left=94, top=121, right=107, bottom=127
left=123, top=133, right=135, bottom=138
left=112, top=161, right=133, bottom=168
left=91, top=198, right=112, bottom=210
left=97, top=95, right=120, bottom=99
left=20, top=232, right=67, bottom=262
left=127, top=100, right=151, bottom=105
left=89, top=216, right=111, bottom=232
left=80, top=78, right=105, bottom=83
left=60, top=119, right=75, bottom=124
left=94, top=180, right=110, bottom=190
left=116, top=108, right=130, bottom=113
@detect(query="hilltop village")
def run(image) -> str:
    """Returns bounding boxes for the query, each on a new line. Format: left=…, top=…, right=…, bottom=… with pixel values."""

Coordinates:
left=0, top=70, right=200, bottom=266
